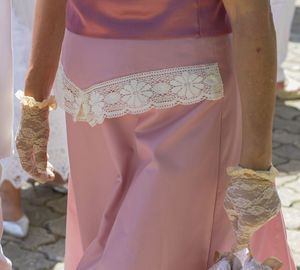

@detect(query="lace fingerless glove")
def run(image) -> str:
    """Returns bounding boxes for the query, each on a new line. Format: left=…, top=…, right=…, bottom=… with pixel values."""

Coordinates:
left=15, top=91, right=57, bottom=182
left=209, top=165, right=282, bottom=270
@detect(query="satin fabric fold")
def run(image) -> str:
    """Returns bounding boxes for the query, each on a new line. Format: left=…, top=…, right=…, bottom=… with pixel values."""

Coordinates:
left=66, top=0, right=231, bottom=39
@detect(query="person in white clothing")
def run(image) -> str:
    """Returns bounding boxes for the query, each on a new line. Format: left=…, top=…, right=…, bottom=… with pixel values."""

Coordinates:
left=271, top=0, right=299, bottom=99
left=0, top=0, right=14, bottom=268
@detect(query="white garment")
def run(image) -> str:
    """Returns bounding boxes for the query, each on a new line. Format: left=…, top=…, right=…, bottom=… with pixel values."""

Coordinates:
left=0, top=4, right=70, bottom=188
left=0, top=0, right=14, bottom=267
left=271, top=0, right=296, bottom=82
left=12, top=0, right=35, bottom=29
left=0, top=0, right=14, bottom=159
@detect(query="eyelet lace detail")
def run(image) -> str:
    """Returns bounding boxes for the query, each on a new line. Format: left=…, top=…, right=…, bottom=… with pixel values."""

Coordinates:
left=54, top=63, right=224, bottom=126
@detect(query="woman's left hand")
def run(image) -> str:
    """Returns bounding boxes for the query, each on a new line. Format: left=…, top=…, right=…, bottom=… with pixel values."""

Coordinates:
left=16, top=104, right=55, bottom=183
left=224, top=166, right=281, bottom=253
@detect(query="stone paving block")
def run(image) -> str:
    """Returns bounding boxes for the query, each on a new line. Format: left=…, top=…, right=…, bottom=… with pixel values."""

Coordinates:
left=272, top=141, right=281, bottom=149
left=46, top=196, right=67, bottom=215
left=23, top=201, right=61, bottom=227
left=20, top=227, right=56, bottom=250
left=45, top=216, right=66, bottom=237
left=275, top=105, right=300, bottom=120
left=278, top=187, right=300, bottom=207
left=286, top=100, right=300, bottom=112
left=273, top=145, right=300, bottom=161
left=39, top=238, right=65, bottom=261
left=21, top=185, right=64, bottom=206
left=292, top=24, right=300, bottom=38
left=1, top=239, right=7, bottom=246
left=282, top=207, right=300, bottom=230
left=277, top=160, right=300, bottom=173
left=278, top=171, right=289, bottom=177
left=287, top=230, right=300, bottom=254
left=294, top=202, right=300, bottom=210
left=273, top=129, right=300, bottom=146
left=3, top=242, right=55, bottom=270
left=272, top=154, right=289, bottom=167
left=291, top=30, right=300, bottom=42
left=2, top=234, right=23, bottom=245
left=276, top=175, right=298, bottom=187
left=291, top=253, right=300, bottom=268
left=273, top=117, right=300, bottom=134
left=285, top=179, right=300, bottom=193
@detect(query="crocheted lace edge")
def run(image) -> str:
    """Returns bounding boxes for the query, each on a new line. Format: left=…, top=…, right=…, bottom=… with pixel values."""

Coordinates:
left=16, top=90, right=57, bottom=110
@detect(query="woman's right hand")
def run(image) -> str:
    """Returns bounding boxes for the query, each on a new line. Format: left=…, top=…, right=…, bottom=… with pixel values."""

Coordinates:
left=224, top=166, right=281, bottom=253
left=16, top=104, right=55, bottom=183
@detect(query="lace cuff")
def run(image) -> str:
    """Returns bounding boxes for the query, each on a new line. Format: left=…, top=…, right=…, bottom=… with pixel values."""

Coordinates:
left=16, top=90, right=57, bottom=110
left=226, top=165, right=279, bottom=184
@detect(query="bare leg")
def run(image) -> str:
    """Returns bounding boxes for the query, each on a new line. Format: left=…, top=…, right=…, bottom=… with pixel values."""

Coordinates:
left=0, top=170, right=67, bottom=222
left=0, top=165, right=12, bottom=269
left=0, top=181, right=23, bottom=222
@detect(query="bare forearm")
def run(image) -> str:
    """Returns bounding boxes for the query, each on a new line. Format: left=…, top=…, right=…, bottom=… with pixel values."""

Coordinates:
left=25, top=0, right=67, bottom=101
left=224, top=0, right=277, bottom=170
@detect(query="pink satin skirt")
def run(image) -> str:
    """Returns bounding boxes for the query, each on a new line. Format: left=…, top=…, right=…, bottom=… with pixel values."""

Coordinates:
left=61, top=31, right=296, bottom=269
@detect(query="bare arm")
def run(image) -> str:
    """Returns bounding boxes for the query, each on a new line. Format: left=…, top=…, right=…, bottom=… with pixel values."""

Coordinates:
left=223, top=0, right=277, bottom=170
left=15, top=0, right=67, bottom=182
left=25, top=0, right=67, bottom=102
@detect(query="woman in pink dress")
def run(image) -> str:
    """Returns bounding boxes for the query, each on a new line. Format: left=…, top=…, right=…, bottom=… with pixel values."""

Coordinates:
left=16, top=0, right=296, bottom=269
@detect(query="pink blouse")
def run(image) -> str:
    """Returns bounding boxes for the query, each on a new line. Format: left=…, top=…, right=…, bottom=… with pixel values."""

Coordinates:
left=66, top=0, right=231, bottom=39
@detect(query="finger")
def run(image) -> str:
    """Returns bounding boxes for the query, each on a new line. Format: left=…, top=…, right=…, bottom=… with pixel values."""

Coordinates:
left=16, top=145, right=35, bottom=176
left=30, top=165, right=55, bottom=183
left=16, top=129, right=37, bottom=173
left=32, top=136, right=50, bottom=172
left=46, top=162, right=55, bottom=180
left=224, top=197, right=239, bottom=233
left=32, top=160, right=55, bottom=182
left=33, top=144, right=48, bottom=171
left=32, top=143, right=55, bottom=181
left=31, top=174, right=48, bottom=184
left=47, top=160, right=54, bottom=172
left=16, top=145, right=50, bottom=183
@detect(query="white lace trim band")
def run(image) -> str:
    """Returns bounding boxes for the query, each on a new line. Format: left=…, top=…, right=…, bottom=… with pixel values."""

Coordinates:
left=54, top=63, right=224, bottom=126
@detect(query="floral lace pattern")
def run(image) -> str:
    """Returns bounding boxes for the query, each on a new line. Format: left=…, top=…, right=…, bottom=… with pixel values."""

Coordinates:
left=224, top=165, right=281, bottom=253
left=54, top=63, right=224, bottom=126
left=16, top=105, right=55, bottom=183
left=209, top=253, right=282, bottom=270
left=209, top=165, right=283, bottom=270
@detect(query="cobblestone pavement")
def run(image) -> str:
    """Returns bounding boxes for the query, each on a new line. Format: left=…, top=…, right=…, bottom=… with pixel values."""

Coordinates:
left=1, top=183, right=66, bottom=270
left=3, top=7, right=300, bottom=270
left=273, top=4, right=300, bottom=269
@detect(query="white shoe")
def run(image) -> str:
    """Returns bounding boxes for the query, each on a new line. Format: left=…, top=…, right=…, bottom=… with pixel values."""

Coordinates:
left=53, top=184, right=68, bottom=194
left=3, top=215, right=29, bottom=238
